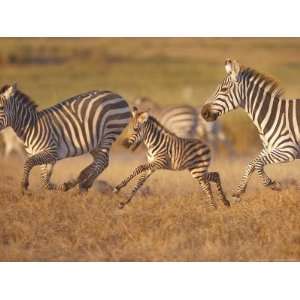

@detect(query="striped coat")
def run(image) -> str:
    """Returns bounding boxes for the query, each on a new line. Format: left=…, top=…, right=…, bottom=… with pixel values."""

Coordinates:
left=201, top=59, right=300, bottom=198
left=0, top=84, right=131, bottom=192
left=114, top=106, right=230, bottom=209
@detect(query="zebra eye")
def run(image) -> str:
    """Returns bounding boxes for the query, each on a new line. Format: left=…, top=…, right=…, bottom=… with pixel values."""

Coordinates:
left=221, top=87, right=229, bottom=93
left=0, top=106, right=4, bottom=110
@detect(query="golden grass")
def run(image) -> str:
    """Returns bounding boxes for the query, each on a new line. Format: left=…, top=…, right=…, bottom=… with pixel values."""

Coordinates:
left=0, top=151, right=299, bottom=261
left=0, top=38, right=300, bottom=261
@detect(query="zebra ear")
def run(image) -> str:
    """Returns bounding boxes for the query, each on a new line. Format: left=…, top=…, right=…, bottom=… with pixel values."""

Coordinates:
left=3, top=83, right=17, bottom=99
left=132, top=106, right=138, bottom=117
left=138, top=112, right=149, bottom=123
left=225, top=59, right=240, bottom=81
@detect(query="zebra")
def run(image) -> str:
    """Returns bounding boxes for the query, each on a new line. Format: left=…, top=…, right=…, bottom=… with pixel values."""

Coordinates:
left=201, top=59, right=300, bottom=199
left=113, top=106, right=230, bottom=209
left=0, top=83, right=131, bottom=193
left=0, top=127, right=25, bottom=158
left=134, top=97, right=198, bottom=138
left=134, top=96, right=234, bottom=153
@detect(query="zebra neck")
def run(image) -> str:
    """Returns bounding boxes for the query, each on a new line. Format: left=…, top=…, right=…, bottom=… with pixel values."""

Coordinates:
left=10, top=108, right=39, bottom=143
left=143, top=118, right=170, bottom=148
left=244, top=84, right=282, bottom=137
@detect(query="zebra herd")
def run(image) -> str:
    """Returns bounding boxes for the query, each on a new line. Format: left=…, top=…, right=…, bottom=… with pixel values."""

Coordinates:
left=0, top=59, right=298, bottom=208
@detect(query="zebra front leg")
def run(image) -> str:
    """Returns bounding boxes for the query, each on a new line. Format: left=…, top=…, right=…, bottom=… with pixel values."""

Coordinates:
left=119, top=170, right=153, bottom=209
left=40, top=164, right=67, bottom=191
left=113, top=163, right=156, bottom=194
left=232, top=159, right=256, bottom=199
left=205, top=172, right=230, bottom=207
left=21, top=151, right=57, bottom=193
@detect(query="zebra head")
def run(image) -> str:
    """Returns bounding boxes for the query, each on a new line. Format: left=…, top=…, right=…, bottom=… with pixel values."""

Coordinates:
left=201, top=59, right=243, bottom=122
left=123, top=106, right=149, bottom=151
left=0, top=83, right=17, bottom=130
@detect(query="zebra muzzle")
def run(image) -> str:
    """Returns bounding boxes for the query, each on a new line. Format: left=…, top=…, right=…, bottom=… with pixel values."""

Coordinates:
left=201, top=104, right=218, bottom=122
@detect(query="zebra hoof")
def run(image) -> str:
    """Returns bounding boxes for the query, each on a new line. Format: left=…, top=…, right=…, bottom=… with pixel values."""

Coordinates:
left=118, top=202, right=125, bottom=209
left=223, top=199, right=231, bottom=207
left=21, top=181, right=29, bottom=194
left=231, top=192, right=241, bottom=200
left=113, top=187, right=120, bottom=194
left=268, top=181, right=282, bottom=191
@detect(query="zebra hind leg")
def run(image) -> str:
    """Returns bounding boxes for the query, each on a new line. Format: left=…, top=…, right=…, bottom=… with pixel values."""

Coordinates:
left=204, top=172, right=230, bottom=207
left=78, top=150, right=109, bottom=192
left=189, top=167, right=217, bottom=208
left=62, top=149, right=109, bottom=192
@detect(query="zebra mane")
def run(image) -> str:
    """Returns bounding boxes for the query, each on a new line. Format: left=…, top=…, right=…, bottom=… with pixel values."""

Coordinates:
left=14, top=90, right=38, bottom=110
left=148, top=115, right=178, bottom=137
left=241, top=67, right=285, bottom=99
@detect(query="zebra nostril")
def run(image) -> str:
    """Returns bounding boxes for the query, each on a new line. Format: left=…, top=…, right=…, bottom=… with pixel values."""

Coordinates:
left=122, top=138, right=132, bottom=148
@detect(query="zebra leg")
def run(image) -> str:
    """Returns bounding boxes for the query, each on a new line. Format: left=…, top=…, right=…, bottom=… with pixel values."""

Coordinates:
left=189, top=167, right=217, bottom=208
left=40, top=163, right=66, bottom=191
left=253, top=149, right=296, bottom=191
left=232, top=159, right=256, bottom=199
left=114, top=162, right=159, bottom=193
left=63, top=149, right=109, bottom=192
left=21, top=151, right=57, bottom=193
left=118, top=170, right=153, bottom=209
left=78, top=149, right=109, bottom=192
left=204, top=172, right=230, bottom=207
left=198, top=179, right=217, bottom=208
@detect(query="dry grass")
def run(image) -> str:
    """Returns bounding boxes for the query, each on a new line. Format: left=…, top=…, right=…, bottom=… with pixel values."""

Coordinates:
left=0, top=151, right=299, bottom=261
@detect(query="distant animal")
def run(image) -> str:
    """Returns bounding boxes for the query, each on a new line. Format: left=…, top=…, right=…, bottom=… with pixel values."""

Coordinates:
left=201, top=58, right=300, bottom=199
left=0, top=127, right=25, bottom=158
left=134, top=96, right=234, bottom=154
left=0, top=83, right=131, bottom=193
left=114, top=106, right=230, bottom=209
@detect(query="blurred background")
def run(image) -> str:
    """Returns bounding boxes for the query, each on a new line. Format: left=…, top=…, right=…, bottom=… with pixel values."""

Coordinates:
left=0, top=37, right=300, bottom=154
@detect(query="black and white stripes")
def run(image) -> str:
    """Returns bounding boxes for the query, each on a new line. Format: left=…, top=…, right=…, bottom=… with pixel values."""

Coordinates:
left=0, top=84, right=131, bottom=192
left=201, top=59, right=300, bottom=198
left=114, top=106, right=230, bottom=209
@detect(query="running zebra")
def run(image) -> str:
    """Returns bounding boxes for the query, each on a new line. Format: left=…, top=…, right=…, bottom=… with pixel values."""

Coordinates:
left=114, top=107, right=230, bottom=209
left=0, top=84, right=131, bottom=192
left=134, top=96, right=234, bottom=153
left=201, top=59, right=300, bottom=198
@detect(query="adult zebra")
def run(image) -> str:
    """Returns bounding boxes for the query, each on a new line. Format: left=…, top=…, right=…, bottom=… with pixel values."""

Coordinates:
left=201, top=59, right=300, bottom=198
left=0, top=84, right=131, bottom=193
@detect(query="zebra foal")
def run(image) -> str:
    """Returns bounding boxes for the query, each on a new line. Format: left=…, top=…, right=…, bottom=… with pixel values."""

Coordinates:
left=0, top=83, right=131, bottom=193
left=114, top=107, right=230, bottom=209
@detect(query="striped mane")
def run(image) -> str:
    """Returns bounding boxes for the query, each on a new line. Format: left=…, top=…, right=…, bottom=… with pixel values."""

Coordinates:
left=0, top=85, right=38, bottom=110
left=14, top=89, right=38, bottom=110
left=240, top=67, right=285, bottom=99
left=149, top=115, right=178, bottom=137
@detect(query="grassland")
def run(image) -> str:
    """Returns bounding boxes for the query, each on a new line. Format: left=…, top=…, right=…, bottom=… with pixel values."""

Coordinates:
left=0, top=152, right=299, bottom=261
left=1, top=38, right=300, bottom=152
left=0, top=38, right=300, bottom=261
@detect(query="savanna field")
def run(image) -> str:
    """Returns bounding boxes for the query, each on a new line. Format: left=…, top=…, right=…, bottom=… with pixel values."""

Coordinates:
left=0, top=38, right=300, bottom=261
